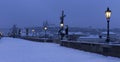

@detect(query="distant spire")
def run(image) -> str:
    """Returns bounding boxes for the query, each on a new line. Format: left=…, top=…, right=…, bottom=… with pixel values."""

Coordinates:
left=43, top=20, right=48, bottom=27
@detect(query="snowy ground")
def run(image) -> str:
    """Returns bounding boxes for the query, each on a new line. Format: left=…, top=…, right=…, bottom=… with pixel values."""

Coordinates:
left=0, top=37, right=120, bottom=62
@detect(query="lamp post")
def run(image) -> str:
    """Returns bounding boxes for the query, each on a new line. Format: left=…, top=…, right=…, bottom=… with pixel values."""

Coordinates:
left=44, top=26, right=47, bottom=42
left=60, top=21, right=64, bottom=29
left=105, top=7, right=111, bottom=43
left=26, top=28, right=29, bottom=36
left=32, top=29, right=35, bottom=37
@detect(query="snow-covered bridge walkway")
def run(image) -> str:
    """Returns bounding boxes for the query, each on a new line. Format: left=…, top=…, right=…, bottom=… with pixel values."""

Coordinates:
left=0, top=37, right=120, bottom=62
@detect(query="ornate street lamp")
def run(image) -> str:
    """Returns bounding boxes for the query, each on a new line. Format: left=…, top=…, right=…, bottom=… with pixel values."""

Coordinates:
left=44, top=26, right=47, bottom=31
left=32, top=29, right=35, bottom=32
left=105, top=7, right=111, bottom=43
left=26, top=28, right=29, bottom=36
left=32, top=29, right=35, bottom=36
left=44, top=26, right=47, bottom=42
left=60, top=21, right=64, bottom=28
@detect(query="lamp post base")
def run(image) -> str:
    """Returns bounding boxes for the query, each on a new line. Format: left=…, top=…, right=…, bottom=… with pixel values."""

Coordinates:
left=106, top=39, right=110, bottom=43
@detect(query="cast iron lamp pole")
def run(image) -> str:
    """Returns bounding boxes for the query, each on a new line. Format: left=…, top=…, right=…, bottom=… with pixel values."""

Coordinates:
left=44, top=26, right=47, bottom=42
left=105, top=7, right=111, bottom=43
left=32, top=29, right=35, bottom=37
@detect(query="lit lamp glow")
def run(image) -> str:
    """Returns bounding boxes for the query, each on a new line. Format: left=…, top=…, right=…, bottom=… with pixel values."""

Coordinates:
left=60, top=23, right=64, bottom=27
left=32, top=29, right=35, bottom=32
left=105, top=7, right=111, bottom=20
left=44, top=26, right=47, bottom=30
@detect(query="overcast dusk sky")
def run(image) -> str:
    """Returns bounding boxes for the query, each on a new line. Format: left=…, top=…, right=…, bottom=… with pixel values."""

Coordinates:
left=0, top=0, right=119, bottom=28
